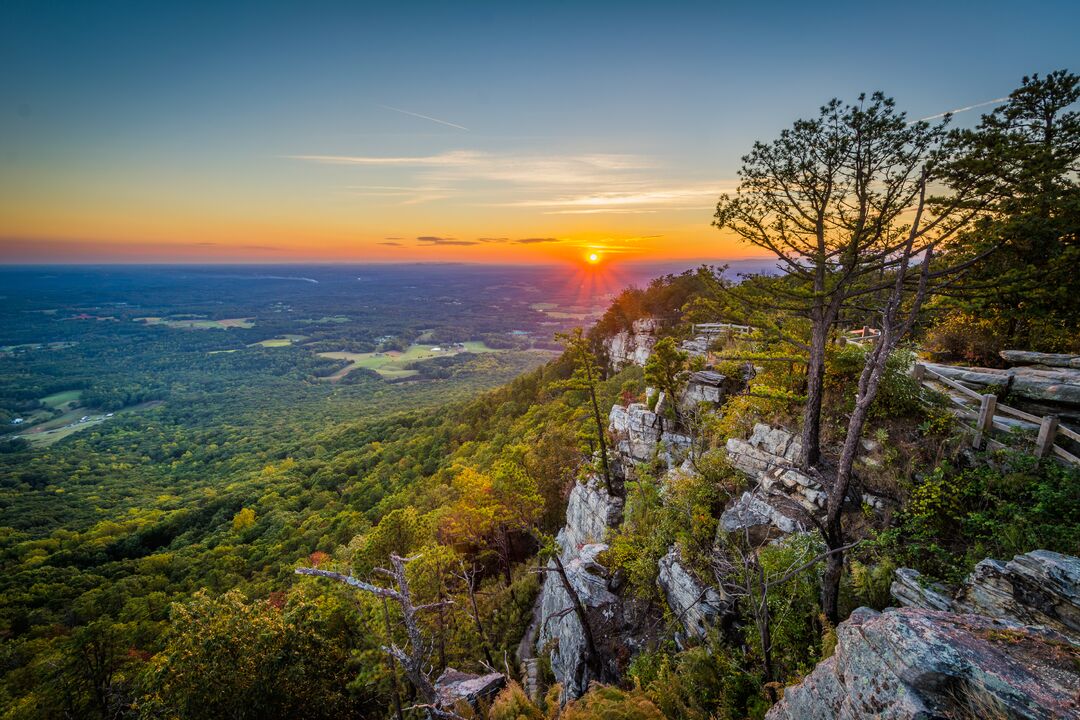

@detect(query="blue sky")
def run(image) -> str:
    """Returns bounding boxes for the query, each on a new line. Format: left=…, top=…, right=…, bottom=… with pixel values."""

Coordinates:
left=2, top=0, right=1078, bottom=262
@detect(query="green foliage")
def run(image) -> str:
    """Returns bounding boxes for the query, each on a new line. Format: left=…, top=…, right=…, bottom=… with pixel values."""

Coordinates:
left=825, top=345, right=922, bottom=419
left=879, top=452, right=1080, bottom=582
left=644, top=338, right=688, bottom=419
left=629, top=642, right=768, bottom=720
left=139, top=589, right=363, bottom=719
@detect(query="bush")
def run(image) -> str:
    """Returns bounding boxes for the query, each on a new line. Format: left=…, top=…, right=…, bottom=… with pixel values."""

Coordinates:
left=825, top=345, right=922, bottom=419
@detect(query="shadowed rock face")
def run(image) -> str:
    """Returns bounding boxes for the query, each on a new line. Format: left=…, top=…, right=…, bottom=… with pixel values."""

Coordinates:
left=893, top=550, right=1080, bottom=642
left=657, top=547, right=728, bottom=642
left=766, top=607, right=1080, bottom=720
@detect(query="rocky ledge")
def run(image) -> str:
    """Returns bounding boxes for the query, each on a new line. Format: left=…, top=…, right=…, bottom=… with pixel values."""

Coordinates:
left=766, top=607, right=1080, bottom=720
left=892, top=550, right=1080, bottom=642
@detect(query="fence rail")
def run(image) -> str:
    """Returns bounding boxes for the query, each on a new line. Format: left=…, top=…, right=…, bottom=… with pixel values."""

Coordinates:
left=915, top=362, right=1079, bottom=466
left=692, top=322, right=754, bottom=335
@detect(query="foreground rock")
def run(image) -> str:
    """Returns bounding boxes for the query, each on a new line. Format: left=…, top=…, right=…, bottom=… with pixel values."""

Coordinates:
left=767, top=607, right=1080, bottom=720
left=434, top=668, right=506, bottom=710
left=893, top=550, right=1080, bottom=642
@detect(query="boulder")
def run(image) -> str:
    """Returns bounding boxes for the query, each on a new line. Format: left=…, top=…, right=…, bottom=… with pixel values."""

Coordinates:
left=677, top=370, right=737, bottom=417
left=892, top=551, right=1080, bottom=642
left=434, top=668, right=506, bottom=710
left=657, top=547, right=729, bottom=641
left=609, top=402, right=693, bottom=472
left=766, top=607, right=1080, bottom=720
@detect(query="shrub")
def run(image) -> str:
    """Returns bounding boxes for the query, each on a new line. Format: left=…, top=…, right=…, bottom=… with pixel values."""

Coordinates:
left=561, top=684, right=665, bottom=720
left=489, top=681, right=543, bottom=720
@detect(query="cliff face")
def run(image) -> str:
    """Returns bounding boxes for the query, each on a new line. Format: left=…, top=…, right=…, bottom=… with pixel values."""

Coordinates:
left=604, top=318, right=659, bottom=370
left=765, top=607, right=1080, bottom=720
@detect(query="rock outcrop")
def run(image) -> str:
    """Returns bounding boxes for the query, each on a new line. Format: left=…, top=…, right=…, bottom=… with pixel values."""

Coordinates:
left=605, top=318, right=659, bottom=369
left=726, top=424, right=826, bottom=515
left=536, top=476, right=657, bottom=700
left=657, top=547, right=728, bottom=642
left=608, top=402, right=692, bottom=473
left=677, top=369, right=742, bottom=417
left=766, top=606, right=1080, bottom=720
left=892, top=550, right=1080, bottom=642
left=719, top=490, right=804, bottom=539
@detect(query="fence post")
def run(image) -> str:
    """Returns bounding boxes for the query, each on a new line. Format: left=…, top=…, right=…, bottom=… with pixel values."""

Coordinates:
left=913, top=363, right=926, bottom=382
left=973, top=394, right=997, bottom=449
left=1035, top=415, right=1060, bottom=460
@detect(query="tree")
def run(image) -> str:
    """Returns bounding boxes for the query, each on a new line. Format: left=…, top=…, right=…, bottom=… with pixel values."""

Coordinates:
left=713, top=93, right=982, bottom=467
left=296, top=554, right=460, bottom=719
left=644, top=337, right=689, bottom=420
left=556, top=328, right=614, bottom=494
left=929, top=70, right=1080, bottom=356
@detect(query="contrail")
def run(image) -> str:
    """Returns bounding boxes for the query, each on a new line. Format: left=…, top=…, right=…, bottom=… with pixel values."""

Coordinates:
left=378, top=104, right=468, bottom=131
left=914, top=96, right=1009, bottom=123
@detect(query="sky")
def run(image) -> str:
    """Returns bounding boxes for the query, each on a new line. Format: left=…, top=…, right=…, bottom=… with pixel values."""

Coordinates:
left=1, top=0, right=1078, bottom=266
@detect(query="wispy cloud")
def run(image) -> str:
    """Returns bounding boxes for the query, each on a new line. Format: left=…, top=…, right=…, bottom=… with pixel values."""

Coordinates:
left=416, top=236, right=479, bottom=246
left=497, top=183, right=733, bottom=210
left=378, top=104, right=469, bottom=131
left=378, top=241, right=403, bottom=246
left=515, top=237, right=560, bottom=244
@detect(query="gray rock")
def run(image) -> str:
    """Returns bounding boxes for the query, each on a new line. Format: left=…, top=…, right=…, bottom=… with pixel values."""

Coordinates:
left=657, top=547, right=729, bottom=641
left=766, top=607, right=1080, bottom=720
left=605, top=318, right=659, bottom=369
left=609, top=402, right=692, bottom=471
left=434, top=668, right=506, bottom=710
left=1000, top=350, right=1080, bottom=370
left=720, top=491, right=803, bottom=536
left=558, top=477, right=624, bottom=558
left=892, top=551, right=1080, bottom=643
left=890, top=568, right=955, bottom=612
left=925, top=362, right=1080, bottom=406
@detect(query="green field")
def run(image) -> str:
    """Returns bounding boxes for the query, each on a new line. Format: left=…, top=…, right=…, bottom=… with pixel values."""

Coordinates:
left=136, top=317, right=255, bottom=329
left=252, top=334, right=308, bottom=347
left=42, top=390, right=82, bottom=409
left=318, top=342, right=500, bottom=380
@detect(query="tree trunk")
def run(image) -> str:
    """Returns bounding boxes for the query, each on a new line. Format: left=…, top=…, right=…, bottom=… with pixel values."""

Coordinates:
left=463, top=562, right=496, bottom=668
left=801, top=319, right=830, bottom=468
left=381, top=597, right=406, bottom=720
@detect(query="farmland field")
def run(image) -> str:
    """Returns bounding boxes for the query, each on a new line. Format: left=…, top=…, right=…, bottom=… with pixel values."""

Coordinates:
left=318, top=342, right=501, bottom=380
left=136, top=317, right=254, bottom=329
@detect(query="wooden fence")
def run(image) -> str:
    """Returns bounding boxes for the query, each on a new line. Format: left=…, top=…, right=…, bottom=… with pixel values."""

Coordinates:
left=692, top=322, right=754, bottom=336
left=914, top=363, right=1080, bottom=466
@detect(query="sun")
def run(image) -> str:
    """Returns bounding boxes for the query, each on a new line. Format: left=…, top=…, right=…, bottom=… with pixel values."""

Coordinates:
left=587, top=252, right=600, bottom=265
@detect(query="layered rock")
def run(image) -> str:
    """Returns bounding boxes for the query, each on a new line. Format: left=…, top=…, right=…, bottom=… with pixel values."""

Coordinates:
left=608, top=402, right=692, bottom=473
left=605, top=318, right=659, bottom=369
left=657, top=547, right=728, bottom=642
left=719, top=490, right=804, bottom=539
left=559, top=477, right=625, bottom=553
left=892, top=550, right=1080, bottom=642
left=1000, top=350, right=1080, bottom=370
left=924, top=361, right=1080, bottom=406
left=766, top=607, right=1080, bottom=720
left=677, top=369, right=739, bottom=417
left=726, top=424, right=825, bottom=515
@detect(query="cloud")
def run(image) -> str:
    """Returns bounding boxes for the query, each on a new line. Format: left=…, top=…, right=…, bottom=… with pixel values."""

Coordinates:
left=378, top=242, right=403, bottom=247
left=476, top=237, right=508, bottom=243
left=416, top=236, right=479, bottom=246
left=515, top=237, right=560, bottom=244
left=384, top=236, right=403, bottom=240
left=378, top=104, right=469, bottom=131
left=498, top=183, right=734, bottom=209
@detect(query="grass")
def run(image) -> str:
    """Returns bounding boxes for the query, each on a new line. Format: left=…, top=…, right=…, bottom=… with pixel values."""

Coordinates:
left=318, top=342, right=501, bottom=380
left=42, top=390, right=82, bottom=409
